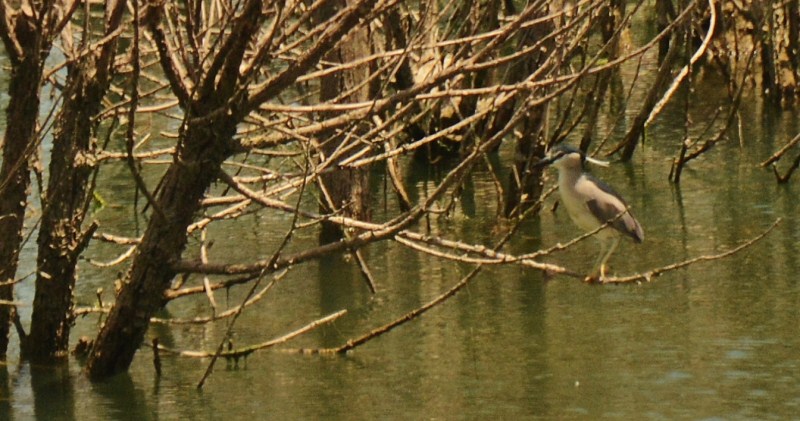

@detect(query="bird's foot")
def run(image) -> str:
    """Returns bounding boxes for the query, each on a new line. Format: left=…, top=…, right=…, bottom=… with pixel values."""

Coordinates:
left=583, top=274, right=601, bottom=283
left=584, top=265, right=610, bottom=283
left=584, top=275, right=610, bottom=284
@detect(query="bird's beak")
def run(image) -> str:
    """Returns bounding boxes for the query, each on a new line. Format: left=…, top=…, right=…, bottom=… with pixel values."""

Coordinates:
left=584, top=156, right=610, bottom=167
left=534, top=156, right=555, bottom=169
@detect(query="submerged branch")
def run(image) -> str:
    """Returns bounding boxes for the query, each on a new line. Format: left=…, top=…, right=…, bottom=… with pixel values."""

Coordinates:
left=761, top=132, right=800, bottom=167
left=151, top=310, right=347, bottom=358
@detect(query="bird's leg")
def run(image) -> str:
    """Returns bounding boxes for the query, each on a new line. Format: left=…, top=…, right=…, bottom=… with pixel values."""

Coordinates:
left=598, top=237, right=620, bottom=282
left=586, top=239, right=609, bottom=282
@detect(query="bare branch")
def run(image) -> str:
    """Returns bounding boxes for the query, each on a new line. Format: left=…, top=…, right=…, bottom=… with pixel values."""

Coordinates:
left=127, top=0, right=166, bottom=222
left=199, top=0, right=264, bottom=100
left=602, top=219, right=781, bottom=284
left=761, top=132, right=800, bottom=167
left=244, top=0, right=381, bottom=113
left=142, top=1, right=192, bottom=105
left=646, top=0, right=717, bottom=126
left=0, top=2, right=24, bottom=64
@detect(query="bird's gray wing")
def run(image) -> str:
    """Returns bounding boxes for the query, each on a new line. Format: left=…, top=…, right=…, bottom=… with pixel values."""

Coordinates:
left=586, top=198, right=643, bottom=243
left=583, top=174, right=644, bottom=243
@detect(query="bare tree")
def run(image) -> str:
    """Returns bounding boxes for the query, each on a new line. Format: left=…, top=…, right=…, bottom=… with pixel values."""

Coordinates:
left=25, top=0, right=127, bottom=363
left=86, top=0, right=382, bottom=380
left=0, top=0, right=75, bottom=359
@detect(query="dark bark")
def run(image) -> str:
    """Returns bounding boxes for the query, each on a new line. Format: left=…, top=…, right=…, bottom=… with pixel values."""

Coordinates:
left=750, top=0, right=780, bottom=105
left=655, top=0, right=676, bottom=62
left=0, top=57, right=38, bottom=359
left=0, top=366, right=8, bottom=420
left=781, top=0, right=799, bottom=101
left=788, top=0, right=800, bottom=88
left=26, top=1, right=126, bottom=363
left=0, top=5, right=55, bottom=359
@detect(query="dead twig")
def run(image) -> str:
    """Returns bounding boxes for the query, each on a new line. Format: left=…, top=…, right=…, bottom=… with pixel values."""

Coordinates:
left=85, top=245, right=137, bottom=268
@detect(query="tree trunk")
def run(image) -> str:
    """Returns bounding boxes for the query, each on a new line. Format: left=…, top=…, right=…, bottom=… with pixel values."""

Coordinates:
left=27, top=74, right=96, bottom=361
left=0, top=6, right=52, bottom=358
left=787, top=0, right=800, bottom=87
left=0, top=56, right=40, bottom=358
left=86, top=113, right=238, bottom=379
left=26, top=0, right=125, bottom=361
left=780, top=0, right=798, bottom=101
left=750, top=0, right=780, bottom=105
left=317, top=0, right=373, bottom=243
left=0, top=365, right=10, bottom=419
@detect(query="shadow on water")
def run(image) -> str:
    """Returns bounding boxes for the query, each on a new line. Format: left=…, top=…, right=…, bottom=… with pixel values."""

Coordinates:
left=29, top=362, right=74, bottom=421
left=91, top=373, right=152, bottom=421
left=670, top=183, right=692, bottom=262
left=0, top=365, right=10, bottom=421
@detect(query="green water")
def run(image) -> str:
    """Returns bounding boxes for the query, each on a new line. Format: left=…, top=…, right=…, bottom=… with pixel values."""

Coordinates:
left=3, top=40, right=800, bottom=421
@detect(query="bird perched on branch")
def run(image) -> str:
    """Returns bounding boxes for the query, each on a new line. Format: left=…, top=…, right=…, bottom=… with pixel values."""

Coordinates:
left=540, top=145, right=644, bottom=281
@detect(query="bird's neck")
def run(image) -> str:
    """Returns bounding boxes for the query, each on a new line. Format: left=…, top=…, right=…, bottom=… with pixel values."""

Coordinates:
left=558, top=168, right=581, bottom=188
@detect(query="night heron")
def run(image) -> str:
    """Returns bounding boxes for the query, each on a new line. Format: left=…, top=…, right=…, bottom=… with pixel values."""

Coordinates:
left=542, top=145, right=644, bottom=280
